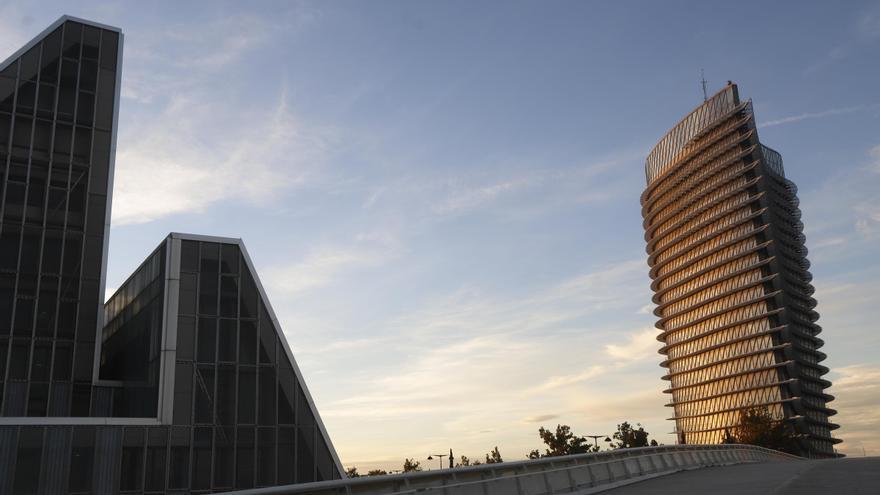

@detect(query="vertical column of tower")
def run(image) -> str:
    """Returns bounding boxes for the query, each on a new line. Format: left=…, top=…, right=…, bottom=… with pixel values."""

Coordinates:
left=0, top=18, right=120, bottom=418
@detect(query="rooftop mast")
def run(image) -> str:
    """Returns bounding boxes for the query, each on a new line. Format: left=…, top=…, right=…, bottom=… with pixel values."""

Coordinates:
left=700, top=69, right=708, bottom=101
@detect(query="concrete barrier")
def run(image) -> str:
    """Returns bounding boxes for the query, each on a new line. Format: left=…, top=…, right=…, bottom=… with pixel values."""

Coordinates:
left=221, top=444, right=801, bottom=495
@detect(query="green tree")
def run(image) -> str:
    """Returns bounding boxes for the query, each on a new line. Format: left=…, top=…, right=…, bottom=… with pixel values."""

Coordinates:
left=485, top=446, right=503, bottom=464
left=403, top=458, right=422, bottom=472
left=366, top=469, right=388, bottom=476
left=611, top=421, right=657, bottom=449
left=727, top=407, right=799, bottom=455
left=534, top=424, right=599, bottom=458
left=345, top=466, right=360, bottom=478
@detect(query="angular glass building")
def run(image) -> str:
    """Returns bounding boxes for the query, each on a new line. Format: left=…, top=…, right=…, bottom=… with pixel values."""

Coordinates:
left=641, top=83, right=840, bottom=458
left=1, top=17, right=343, bottom=494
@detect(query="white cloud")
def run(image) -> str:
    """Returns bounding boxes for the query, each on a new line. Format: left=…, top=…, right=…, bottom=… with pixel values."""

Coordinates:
left=108, top=10, right=333, bottom=226
left=0, top=5, right=34, bottom=60
left=264, top=245, right=388, bottom=297
left=604, top=327, right=661, bottom=362
left=112, top=89, right=333, bottom=225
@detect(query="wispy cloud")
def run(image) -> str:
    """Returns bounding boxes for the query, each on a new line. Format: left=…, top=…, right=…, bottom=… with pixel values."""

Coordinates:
left=264, top=242, right=395, bottom=297
left=0, top=16, right=27, bottom=60
left=827, top=365, right=880, bottom=456
left=523, top=414, right=560, bottom=423
left=310, top=258, right=663, bottom=465
left=804, top=4, right=880, bottom=75
left=362, top=150, right=644, bottom=225
left=109, top=10, right=332, bottom=225
left=113, top=89, right=333, bottom=225
left=857, top=6, right=880, bottom=40
left=798, top=144, right=880, bottom=259
left=758, top=103, right=880, bottom=128
left=604, top=327, right=660, bottom=362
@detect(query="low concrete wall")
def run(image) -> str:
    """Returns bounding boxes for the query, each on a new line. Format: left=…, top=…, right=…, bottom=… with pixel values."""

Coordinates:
left=223, top=444, right=800, bottom=495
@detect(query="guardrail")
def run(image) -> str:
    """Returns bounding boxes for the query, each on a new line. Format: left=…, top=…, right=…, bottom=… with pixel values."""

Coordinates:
left=222, top=444, right=800, bottom=495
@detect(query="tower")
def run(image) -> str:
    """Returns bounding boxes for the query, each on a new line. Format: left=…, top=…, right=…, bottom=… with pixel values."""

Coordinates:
left=640, top=83, right=839, bottom=457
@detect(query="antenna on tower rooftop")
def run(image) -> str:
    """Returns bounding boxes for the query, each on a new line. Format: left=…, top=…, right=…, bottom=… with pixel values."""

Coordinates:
left=700, top=69, right=708, bottom=102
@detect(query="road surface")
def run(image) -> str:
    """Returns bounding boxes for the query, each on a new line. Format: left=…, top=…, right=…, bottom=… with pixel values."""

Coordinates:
left=606, top=458, right=879, bottom=494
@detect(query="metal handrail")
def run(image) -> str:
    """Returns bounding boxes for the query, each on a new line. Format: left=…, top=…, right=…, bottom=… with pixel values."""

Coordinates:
left=219, top=444, right=800, bottom=495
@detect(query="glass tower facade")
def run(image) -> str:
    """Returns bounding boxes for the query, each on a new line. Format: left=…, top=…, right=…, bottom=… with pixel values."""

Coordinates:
left=1, top=17, right=343, bottom=494
left=641, top=83, right=840, bottom=458
left=1, top=15, right=118, bottom=420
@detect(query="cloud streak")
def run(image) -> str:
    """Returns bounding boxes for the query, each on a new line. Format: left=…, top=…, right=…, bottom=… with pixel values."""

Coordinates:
left=758, top=103, right=880, bottom=128
left=113, top=89, right=332, bottom=225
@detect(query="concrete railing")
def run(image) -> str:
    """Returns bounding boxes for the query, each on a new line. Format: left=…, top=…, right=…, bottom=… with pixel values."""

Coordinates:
left=222, top=444, right=801, bottom=495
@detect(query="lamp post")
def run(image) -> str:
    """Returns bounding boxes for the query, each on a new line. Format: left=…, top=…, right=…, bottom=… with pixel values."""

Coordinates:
left=427, top=453, right=446, bottom=470
left=586, top=435, right=612, bottom=449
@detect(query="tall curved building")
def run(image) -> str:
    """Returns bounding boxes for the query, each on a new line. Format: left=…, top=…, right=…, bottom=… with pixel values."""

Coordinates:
left=640, top=83, right=839, bottom=458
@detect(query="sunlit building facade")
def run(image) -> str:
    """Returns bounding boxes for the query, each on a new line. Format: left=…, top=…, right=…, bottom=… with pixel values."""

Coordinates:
left=1, top=17, right=343, bottom=493
left=641, top=83, right=840, bottom=458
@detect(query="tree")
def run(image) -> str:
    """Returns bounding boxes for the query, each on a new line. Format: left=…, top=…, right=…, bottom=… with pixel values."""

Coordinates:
left=366, top=469, right=388, bottom=476
left=403, top=458, right=422, bottom=472
left=533, top=424, right=599, bottom=458
left=727, top=407, right=799, bottom=455
left=345, top=466, right=360, bottom=478
left=457, top=455, right=471, bottom=467
left=610, top=421, right=657, bottom=449
left=485, top=446, right=503, bottom=464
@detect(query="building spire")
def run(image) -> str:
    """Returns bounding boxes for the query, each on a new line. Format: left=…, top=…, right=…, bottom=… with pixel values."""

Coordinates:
left=700, top=69, right=708, bottom=102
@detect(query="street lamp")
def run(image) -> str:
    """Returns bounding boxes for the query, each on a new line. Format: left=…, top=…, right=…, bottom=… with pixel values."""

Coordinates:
left=586, top=435, right=611, bottom=449
left=427, top=453, right=446, bottom=470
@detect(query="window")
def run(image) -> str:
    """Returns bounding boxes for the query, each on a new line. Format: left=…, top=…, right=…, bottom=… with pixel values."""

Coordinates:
left=194, top=365, right=215, bottom=424
left=176, top=316, right=195, bottom=361
left=257, top=427, right=276, bottom=486
left=217, top=365, right=236, bottom=425
left=145, top=427, right=167, bottom=492
left=14, top=428, right=43, bottom=495
left=258, top=367, right=276, bottom=426
left=197, top=317, right=216, bottom=363
left=191, top=427, right=212, bottom=490
left=237, top=367, right=256, bottom=425
left=120, top=427, right=145, bottom=492
left=168, top=427, right=190, bottom=489
left=236, top=427, right=255, bottom=488
left=180, top=240, right=199, bottom=273
left=218, top=319, right=236, bottom=362
left=214, top=427, right=235, bottom=489
left=69, top=427, right=95, bottom=492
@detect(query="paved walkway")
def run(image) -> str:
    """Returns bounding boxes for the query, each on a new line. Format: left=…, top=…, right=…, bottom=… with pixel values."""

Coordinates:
left=606, top=458, right=880, bottom=494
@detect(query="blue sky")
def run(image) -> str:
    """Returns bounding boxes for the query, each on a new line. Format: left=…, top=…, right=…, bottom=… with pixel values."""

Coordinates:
left=3, top=0, right=879, bottom=468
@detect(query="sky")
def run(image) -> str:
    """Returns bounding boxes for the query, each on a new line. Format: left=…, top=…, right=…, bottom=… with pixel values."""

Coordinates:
left=2, top=0, right=879, bottom=469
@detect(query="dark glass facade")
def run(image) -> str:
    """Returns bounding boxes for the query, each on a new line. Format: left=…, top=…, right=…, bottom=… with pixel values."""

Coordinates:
left=641, top=83, right=840, bottom=458
left=0, top=18, right=343, bottom=494
left=1, top=16, right=118, bottom=419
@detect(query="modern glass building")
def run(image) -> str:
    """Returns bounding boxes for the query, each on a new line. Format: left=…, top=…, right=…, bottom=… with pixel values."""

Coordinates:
left=1, top=17, right=343, bottom=494
left=641, top=83, right=840, bottom=458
